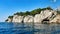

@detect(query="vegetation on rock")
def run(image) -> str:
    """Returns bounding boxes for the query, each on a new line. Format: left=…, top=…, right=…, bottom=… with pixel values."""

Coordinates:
left=5, top=7, right=53, bottom=21
left=8, top=16, right=13, bottom=19
left=14, top=7, right=53, bottom=16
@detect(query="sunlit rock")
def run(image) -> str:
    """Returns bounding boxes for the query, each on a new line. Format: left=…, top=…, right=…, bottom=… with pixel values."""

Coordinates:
left=24, top=15, right=34, bottom=23
left=34, top=10, right=56, bottom=23
left=6, top=9, right=58, bottom=24
left=12, top=15, right=24, bottom=23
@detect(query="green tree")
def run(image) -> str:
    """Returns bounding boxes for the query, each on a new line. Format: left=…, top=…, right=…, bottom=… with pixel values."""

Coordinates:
left=8, top=16, right=13, bottom=19
left=23, top=11, right=30, bottom=16
left=30, top=8, right=41, bottom=16
left=46, top=7, right=53, bottom=10
left=14, top=12, right=24, bottom=16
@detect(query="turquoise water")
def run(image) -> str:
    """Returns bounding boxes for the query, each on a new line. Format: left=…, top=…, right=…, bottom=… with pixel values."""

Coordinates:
left=0, top=22, right=60, bottom=34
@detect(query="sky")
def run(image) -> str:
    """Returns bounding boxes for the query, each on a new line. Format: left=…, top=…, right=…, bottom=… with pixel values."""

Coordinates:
left=0, top=0, right=60, bottom=22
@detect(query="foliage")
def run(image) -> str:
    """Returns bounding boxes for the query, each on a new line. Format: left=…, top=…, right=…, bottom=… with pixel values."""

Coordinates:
left=8, top=16, right=13, bottom=19
left=14, top=12, right=24, bottom=16
left=7, top=7, right=53, bottom=18
left=23, top=11, right=31, bottom=16
left=46, top=7, right=53, bottom=10
left=30, top=8, right=41, bottom=16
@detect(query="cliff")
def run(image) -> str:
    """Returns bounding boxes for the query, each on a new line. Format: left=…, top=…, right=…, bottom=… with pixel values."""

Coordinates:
left=5, top=7, right=60, bottom=24
left=5, top=9, right=60, bottom=24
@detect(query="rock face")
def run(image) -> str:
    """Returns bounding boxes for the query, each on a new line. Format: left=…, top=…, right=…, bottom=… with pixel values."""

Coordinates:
left=6, top=9, right=60, bottom=30
left=34, top=10, right=57, bottom=23
left=34, top=14, right=42, bottom=23
left=24, top=15, right=34, bottom=23
left=12, top=15, right=24, bottom=23
left=6, top=9, right=59, bottom=24
left=34, top=10, right=57, bottom=29
left=6, top=18, right=12, bottom=22
left=50, top=14, right=60, bottom=23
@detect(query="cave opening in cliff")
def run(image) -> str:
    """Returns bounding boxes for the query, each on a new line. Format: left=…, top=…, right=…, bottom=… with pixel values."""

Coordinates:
left=42, top=18, right=49, bottom=24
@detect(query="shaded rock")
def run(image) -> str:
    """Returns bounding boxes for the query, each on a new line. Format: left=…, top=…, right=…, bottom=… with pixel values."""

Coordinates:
left=50, top=14, right=60, bottom=24
left=6, top=18, right=12, bottom=22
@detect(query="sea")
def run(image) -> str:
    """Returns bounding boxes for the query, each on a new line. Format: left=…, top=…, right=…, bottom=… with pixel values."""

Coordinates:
left=0, top=22, right=60, bottom=34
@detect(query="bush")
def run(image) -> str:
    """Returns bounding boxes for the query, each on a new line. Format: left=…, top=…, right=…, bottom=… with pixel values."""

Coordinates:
left=8, top=16, right=13, bottom=19
left=7, top=7, right=53, bottom=19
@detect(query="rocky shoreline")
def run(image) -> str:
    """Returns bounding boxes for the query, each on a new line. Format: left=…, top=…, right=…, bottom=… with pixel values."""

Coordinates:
left=6, top=9, right=60, bottom=24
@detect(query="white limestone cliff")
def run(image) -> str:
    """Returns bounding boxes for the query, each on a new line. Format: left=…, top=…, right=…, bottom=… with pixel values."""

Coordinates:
left=12, top=15, right=24, bottom=23
left=34, top=10, right=57, bottom=29
left=6, top=9, right=59, bottom=24
left=50, top=14, right=60, bottom=23
left=34, top=10, right=57, bottom=23
left=24, top=15, right=34, bottom=23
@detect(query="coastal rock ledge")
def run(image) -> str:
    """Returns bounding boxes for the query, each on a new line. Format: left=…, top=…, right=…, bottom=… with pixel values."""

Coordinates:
left=6, top=9, right=60, bottom=24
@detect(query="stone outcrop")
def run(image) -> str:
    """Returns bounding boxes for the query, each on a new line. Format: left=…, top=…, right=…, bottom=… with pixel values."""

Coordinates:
left=34, top=10, right=57, bottom=29
left=12, top=15, right=24, bottom=23
left=50, top=14, right=60, bottom=23
left=6, top=9, right=60, bottom=24
left=6, top=18, right=12, bottom=22
left=34, top=10, right=57, bottom=24
left=24, top=15, right=34, bottom=23
left=5, top=9, right=60, bottom=31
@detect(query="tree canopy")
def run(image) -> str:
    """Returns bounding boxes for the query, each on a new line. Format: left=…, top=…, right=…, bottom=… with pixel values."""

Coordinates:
left=7, top=7, right=53, bottom=19
left=8, top=16, right=13, bottom=19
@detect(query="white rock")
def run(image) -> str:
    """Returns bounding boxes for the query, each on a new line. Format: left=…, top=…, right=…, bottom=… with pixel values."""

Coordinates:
left=50, top=15, right=60, bottom=23
left=34, top=10, right=57, bottom=29
left=34, top=14, right=42, bottom=23
left=34, top=10, right=54, bottom=23
left=12, top=15, right=24, bottom=23
left=6, top=10, right=57, bottom=24
left=24, top=15, right=34, bottom=23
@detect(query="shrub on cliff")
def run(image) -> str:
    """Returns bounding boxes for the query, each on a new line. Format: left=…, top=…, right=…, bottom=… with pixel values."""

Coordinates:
left=7, top=7, right=53, bottom=19
left=14, top=12, right=24, bottom=16
left=13, top=8, right=42, bottom=16
left=8, top=16, right=13, bottom=19
left=23, top=11, right=31, bottom=16
left=30, top=8, right=41, bottom=16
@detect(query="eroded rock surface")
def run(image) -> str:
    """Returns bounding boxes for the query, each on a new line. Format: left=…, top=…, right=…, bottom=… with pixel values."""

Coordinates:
left=24, top=15, right=34, bottom=23
left=6, top=10, right=59, bottom=24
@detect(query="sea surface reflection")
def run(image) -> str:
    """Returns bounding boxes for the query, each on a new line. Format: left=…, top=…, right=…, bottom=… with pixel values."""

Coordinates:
left=0, top=22, right=60, bottom=34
